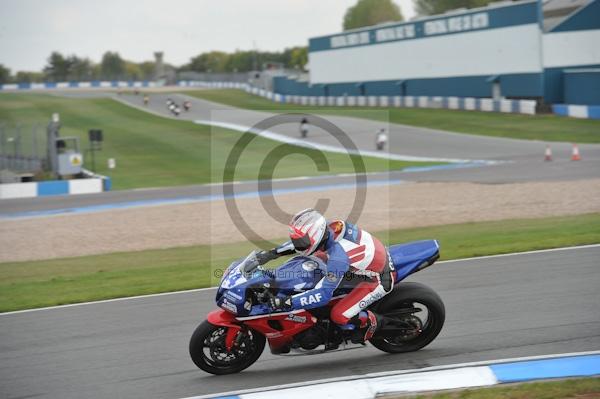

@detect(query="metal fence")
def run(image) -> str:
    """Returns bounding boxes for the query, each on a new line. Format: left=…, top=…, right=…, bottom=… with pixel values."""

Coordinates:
left=0, top=122, right=46, bottom=173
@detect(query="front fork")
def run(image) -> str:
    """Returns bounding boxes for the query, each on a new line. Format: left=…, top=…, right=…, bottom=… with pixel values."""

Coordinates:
left=207, top=309, right=242, bottom=351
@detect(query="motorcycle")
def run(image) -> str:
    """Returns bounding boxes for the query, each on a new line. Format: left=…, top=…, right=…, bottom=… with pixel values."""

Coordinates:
left=189, top=240, right=445, bottom=375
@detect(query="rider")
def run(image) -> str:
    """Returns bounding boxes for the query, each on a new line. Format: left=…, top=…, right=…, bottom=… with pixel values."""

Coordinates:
left=255, top=208, right=394, bottom=343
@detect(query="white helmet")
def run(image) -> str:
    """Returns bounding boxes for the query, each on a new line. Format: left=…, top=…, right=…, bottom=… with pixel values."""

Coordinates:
left=288, top=208, right=327, bottom=255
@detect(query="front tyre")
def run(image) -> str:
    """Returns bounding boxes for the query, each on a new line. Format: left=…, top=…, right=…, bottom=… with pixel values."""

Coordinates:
left=189, top=320, right=265, bottom=375
left=371, top=282, right=445, bottom=354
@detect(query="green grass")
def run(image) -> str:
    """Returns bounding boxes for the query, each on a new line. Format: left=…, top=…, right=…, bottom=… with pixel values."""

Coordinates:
left=1, top=213, right=598, bottom=312
left=0, top=93, right=439, bottom=190
left=188, top=89, right=600, bottom=143
left=408, top=377, right=600, bottom=399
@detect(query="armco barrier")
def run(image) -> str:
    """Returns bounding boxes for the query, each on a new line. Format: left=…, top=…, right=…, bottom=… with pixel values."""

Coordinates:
left=177, top=80, right=537, bottom=115
left=189, top=351, right=600, bottom=399
left=552, top=104, right=600, bottom=120
left=0, top=175, right=110, bottom=200
left=0, top=81, right=155, bottom=91
left=276, top=90, right=537, bottom=115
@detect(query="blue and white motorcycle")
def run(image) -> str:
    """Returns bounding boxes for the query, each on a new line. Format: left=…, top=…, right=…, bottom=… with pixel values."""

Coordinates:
left=190, top=240, right=445, bottom=375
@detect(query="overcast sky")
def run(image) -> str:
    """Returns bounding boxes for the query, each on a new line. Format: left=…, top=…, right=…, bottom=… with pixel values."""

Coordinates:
left=0, top=0, right=416, bottom=72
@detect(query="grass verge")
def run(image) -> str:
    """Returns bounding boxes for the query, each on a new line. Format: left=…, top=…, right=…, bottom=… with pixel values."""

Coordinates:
left=407, top=377, right=600, bottom=399
left=1, top=213, right=599, bottom=312
left=187, top=89, right=600, bottom=143
left=0, top=93, right=438, bottom=190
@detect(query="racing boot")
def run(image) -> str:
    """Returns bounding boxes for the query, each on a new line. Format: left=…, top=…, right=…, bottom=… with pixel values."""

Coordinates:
left=350, top=310, right=384, bottom=344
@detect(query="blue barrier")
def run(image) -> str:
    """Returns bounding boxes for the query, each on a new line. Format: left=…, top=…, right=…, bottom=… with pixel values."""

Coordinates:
left=553, top=104, right=600, bottom=119
left=0, top=81, right=156, bottom=91
left=491, top=354, right=600, bottom=383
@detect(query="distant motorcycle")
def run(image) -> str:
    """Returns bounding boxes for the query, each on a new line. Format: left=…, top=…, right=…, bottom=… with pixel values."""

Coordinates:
left=189, top=240, right=445, bottom=375
left=300, top=118, right=308, bottom=138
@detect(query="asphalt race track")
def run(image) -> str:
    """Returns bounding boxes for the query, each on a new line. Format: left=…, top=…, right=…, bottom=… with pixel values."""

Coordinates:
left=1, top=246, right=599, bottom=399
left=1, top=89, right=599, bottom=215
left=1, top=90, right=599, bottom=398
left=119, top=91, right=600, bottom=169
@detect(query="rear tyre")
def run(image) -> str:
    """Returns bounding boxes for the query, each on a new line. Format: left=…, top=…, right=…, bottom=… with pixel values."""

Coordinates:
left=189, top=320, right=265, bottom=375
left=370, top=282, right=445, bottom=353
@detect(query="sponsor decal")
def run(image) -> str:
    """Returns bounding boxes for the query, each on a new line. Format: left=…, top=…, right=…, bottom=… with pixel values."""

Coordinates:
left=293, top=282, right=307, bottom=292
left=365, top=312, right=378, bottom=340
left=265, top=332, right=283, bottom=338
left=328, top=12, right=489, bottom=49
left=359, top=290, right=385, bottom=309
left=344, top=223, right=360, bottom=244
left=330, top=31, right=370, bottom=48
left=424, top=12, right=489, bottom=36
left=285, top=314, right=307, bottom=323
left=244, top=300, right=252, bottom=311
left=375, top=25, right=416, bottom=43
left=299, top=293, right=323, bottom=306
left=302, top=260, right=318, bottom=271
left=331, top=221, right=343, bottom=234
left=388, top=255, right=395, bottom=271
left=69, top=154, right=82, bottom=166
left=224, top=291, right=243, bottom=302
left=220, top=299, right=238, bottom=314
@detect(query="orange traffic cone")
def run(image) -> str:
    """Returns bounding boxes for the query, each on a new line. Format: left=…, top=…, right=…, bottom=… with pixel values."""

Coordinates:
left=571, top=144, right=581, bottom=161
left=544, top=145, right=553, bottom=161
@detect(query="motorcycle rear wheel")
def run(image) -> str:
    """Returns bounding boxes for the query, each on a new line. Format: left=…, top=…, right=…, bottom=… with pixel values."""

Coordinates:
left=189, top=320, right=265, bottom=375
left=370, top=282, right=445, bottom=353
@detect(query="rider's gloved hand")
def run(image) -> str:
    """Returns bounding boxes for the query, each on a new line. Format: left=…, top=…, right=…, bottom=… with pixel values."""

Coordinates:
left=269, top=295, right=292, bottom=312
left=256, top=250, right=276, bottom=265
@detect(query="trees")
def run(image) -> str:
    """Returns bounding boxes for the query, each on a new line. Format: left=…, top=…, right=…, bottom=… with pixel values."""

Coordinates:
left=283, top=47, right=308, bottom=70
left=187, top=51, right=229, bottom=73
left=414, top=0, right=496, bottom=16
left=43, top=52, right=93, bottom=81
left=15, top=71, right=44, bottom=83
left=67, top=56, right=93, bottom=81
left=13, top=51, right=161, bottom=82
left=181, top=48, right=308, bottom=73
left=343, top=0, right=403, bottom=31
left=138, top=61, right=156, bottom=80
left=124, top=62, right=143, bottom=81
left=100, top=51, right=125, bottom=80
left=12, top=46, right=309, bottom=83
left=43, top=52, right=70, bottom=82
left=225, top=51, right=255, bottom=73
left=0, top=64, right=10, bottom=83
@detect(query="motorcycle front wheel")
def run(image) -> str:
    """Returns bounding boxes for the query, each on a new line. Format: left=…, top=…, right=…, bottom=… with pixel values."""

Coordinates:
left=189, top=320, right=265, bottom=375
left=370, top=282, right=445, bottom=354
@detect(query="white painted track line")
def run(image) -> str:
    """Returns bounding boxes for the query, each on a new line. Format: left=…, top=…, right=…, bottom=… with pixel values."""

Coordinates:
left=1, top=244, right=598, bottom=316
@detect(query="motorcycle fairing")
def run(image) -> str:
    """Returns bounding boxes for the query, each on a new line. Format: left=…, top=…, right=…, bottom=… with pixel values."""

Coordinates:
left=389, top=240, right=440, bottom=281
left=216, top=256, right=330, bottom=317
left=208, top=308, right=316, bottom=353
left=216, top=240, right=439, bottom=318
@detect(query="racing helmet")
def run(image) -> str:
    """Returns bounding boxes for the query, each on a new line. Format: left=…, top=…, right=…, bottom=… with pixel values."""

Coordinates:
left=288, top=208, right=327, bottom=255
